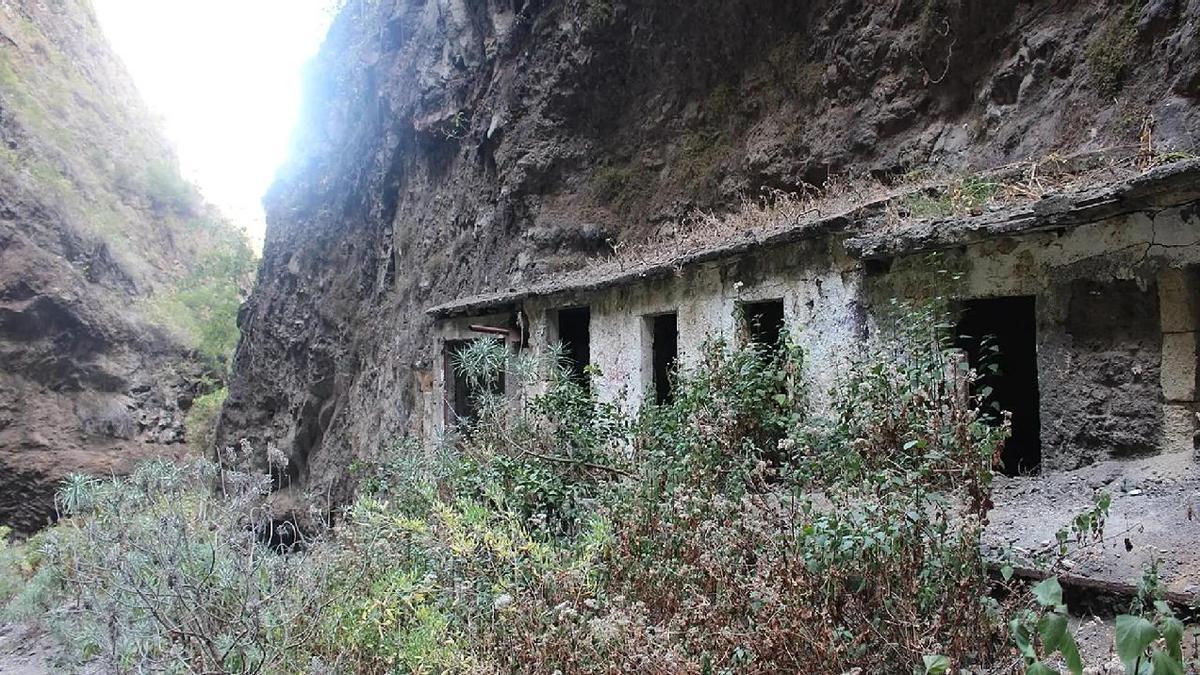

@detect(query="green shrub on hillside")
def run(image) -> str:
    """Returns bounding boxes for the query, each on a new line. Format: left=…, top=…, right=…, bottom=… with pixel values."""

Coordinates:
left=143, top=161, right=196, bottom=215
left=149, top=218, right=256, bottom=368
left=184, top=386, right=228, bottom=455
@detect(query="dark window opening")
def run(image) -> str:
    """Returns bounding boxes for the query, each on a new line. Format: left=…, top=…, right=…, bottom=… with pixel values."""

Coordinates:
left=742, top=299, right=785, bottom=349
left=956, top=296, right=1041, bottom=476
left=863, top=257, right=893, bottom=276
left=556, top=306, right=591, bottom=383
left=650, top=313, right=678, bottom=404
left=445, top=339, right=505, bottom=425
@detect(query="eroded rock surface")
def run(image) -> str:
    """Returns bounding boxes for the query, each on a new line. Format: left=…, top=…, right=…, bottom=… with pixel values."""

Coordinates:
left=221, top=0, right=1200, bottom=504
left=0, top=0, right=228, bottom=532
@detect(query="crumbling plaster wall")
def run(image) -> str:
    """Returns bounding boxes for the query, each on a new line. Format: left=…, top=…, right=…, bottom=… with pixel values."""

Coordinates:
left=516, top=236, right=865, bottom=417
left=430, top=206, right=1199, bottom=467
left=880, top=202, right=1200, bottom=469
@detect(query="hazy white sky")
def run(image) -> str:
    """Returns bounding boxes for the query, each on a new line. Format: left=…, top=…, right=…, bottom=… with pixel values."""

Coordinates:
left=92, top=0, right=336, bottom=249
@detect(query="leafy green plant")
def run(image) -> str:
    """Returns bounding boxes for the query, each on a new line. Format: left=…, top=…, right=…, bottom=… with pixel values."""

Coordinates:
left=1010, top=577, right=1084, bottom=675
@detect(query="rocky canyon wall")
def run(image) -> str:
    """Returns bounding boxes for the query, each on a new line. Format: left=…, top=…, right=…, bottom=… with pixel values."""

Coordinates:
left=0, top=0, right=248, bottom=532
left=221, top=0, right=1200, bottom=508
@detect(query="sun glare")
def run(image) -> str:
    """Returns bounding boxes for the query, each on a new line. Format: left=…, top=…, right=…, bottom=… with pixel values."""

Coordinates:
left=91, top=0, right=335, bottom=250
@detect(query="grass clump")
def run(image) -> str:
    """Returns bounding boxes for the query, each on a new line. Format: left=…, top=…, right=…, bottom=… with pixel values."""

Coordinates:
left=590, top=163, right=653, bottom=210
left=902, top=175, right=999, bottom=218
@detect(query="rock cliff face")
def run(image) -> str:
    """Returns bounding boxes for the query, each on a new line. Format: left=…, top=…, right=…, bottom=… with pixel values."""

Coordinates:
left=222, top=0, right=1200, bottom=505
left=0, top=0, right=243, bottom=532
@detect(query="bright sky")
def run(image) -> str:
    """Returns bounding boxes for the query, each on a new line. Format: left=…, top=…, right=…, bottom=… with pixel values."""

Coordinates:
left=92, top=0, right=336, bottom=250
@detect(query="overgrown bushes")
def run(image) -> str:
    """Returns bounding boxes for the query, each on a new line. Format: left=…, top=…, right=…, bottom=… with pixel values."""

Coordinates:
left=2, top=300, right=1191, bottom=672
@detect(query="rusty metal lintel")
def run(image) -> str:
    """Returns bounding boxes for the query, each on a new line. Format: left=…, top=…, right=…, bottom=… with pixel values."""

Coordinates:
left=469, top=324, right=515, bottom=338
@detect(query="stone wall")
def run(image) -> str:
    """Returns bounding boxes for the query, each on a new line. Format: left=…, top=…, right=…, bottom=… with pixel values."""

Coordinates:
left=427, top=205, right=1200, bottom=469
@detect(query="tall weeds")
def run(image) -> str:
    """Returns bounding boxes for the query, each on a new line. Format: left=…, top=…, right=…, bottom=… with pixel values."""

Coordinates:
left=1, top=300, right=1012, bottom=673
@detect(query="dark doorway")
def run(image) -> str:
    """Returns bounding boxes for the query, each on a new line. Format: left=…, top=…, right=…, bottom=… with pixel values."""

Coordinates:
left=556, top=306, right=591, bottom=382
left=649, top=313, right=678, bottom=404
left=956, top=296, right=1041, bottom=475
left=742, top=299, right=785, bottom=348
left=445, top=339, right=505, bottom=425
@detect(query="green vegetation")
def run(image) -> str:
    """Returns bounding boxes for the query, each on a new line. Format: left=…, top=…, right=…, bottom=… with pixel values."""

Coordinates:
left=1085, top=2, right=1141, bottom=97
left=903, top=175, right=999, bottom=218
left=590, top=162, right=654, bottom=210
left=1, top=297, right=1195, bottom=672
left=584, top=0, right=616, bottom=27
left=147, top=217, right=256, bottom=368
left=1012, top=565, right=1188, bottom=674
left=670, top=82, right=739, bottom=190
left=142, top=161, right=197, bottom=214
left=184, top=386, right=228, bottom=455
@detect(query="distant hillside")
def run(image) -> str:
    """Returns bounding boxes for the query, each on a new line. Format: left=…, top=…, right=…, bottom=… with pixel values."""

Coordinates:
left=0, top=0, right=255, bottom=532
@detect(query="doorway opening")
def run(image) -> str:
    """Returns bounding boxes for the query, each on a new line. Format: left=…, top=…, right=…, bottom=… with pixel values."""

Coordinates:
left=555, top=306, right=591, bottom=383
left=742, top=299, right=785, bottom=349
left=648, top=312, right=678, bottom=404
left=956, top=296, right=1041, bottom=476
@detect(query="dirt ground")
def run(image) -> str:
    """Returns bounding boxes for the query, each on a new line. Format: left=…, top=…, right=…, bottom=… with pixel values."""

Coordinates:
left=0, top=621, right=58, bottom=675
left=987, top=450, right=1200, bottom=598
left=985, top=451, right=1200, bottom=672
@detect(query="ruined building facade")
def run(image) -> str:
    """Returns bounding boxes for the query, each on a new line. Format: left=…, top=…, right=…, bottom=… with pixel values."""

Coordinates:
left=427, top=161, right=1200, bottom=474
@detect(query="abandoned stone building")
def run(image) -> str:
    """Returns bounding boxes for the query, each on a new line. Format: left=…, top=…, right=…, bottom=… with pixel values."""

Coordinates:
left=426, top=160, right=1200, bottom=476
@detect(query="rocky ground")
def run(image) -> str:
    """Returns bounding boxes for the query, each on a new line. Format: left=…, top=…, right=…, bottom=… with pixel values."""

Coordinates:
left=987, top=449, right=1200, bottom=599
left=0, top=622, right=58, bottom=675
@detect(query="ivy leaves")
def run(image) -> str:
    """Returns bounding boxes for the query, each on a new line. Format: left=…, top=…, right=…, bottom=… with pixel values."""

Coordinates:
left=1013, top=577, right=1188, bottom=675
left=1113, top=605, right=1186, bottom=675
left=1012, top=577, right=1082, bottom=675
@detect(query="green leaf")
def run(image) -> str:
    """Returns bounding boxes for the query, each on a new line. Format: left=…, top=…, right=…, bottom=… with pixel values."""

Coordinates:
left=1038, top=611, right=1068, bottom=651
left=922, top=654, right=950, bottom=675
left=1115, top=614, right=1158, bottom=667
left=1027, top=662, right=1060, bottom=675
left=1010, top=618, right=1036, bottom=660
left=1032, top=577, right=1064, bottom=609
left=1150, top=649, right=1184, bottom=675
left=1160, top=616, right=1184, bottom=662
left=1059, top=633, right=1083, bottom=675
left=1001, top=563, right=1014, bottom=581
